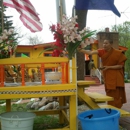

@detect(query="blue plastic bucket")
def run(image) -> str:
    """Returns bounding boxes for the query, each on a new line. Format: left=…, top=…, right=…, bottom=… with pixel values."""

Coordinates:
left=78, top=109, right=120, bottom=130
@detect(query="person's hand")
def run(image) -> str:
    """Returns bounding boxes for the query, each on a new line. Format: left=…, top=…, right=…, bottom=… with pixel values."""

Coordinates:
left=99, top=67, right=105, bottom=70
left=77, top=47, right=83, bottom=52
left=102, top=66, right=110, bottom=71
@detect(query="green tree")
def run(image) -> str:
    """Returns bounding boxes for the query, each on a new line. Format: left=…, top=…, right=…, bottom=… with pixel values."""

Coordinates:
left=111, top=21, right=130, bottom=47
left=0, top=5, right=18, bottom=42
left=125, top=41, right=130, bottom=75
left=27, top=35, right=43, bottom=45
left=111, top=22, right=130, bottom=78
left=0, top=3, right=19, bottom=58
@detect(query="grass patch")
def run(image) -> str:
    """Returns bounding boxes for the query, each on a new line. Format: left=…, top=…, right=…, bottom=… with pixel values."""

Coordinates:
left=33, top=115, right=65, bottom=130
left=124, top=79, right=130, bottom=83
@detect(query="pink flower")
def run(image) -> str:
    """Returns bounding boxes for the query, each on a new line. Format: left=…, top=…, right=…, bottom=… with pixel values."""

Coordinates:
left=49, top=15, right=95, bottom=59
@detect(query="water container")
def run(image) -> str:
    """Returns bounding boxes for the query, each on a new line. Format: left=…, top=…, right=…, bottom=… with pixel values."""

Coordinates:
left=0, top=111, right=36, bottom=130
left=78, top=108, right=120, bottom=130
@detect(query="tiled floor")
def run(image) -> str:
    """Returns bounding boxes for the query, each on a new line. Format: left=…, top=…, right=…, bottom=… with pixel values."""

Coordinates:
left=87, top=83, right=130, bottom=130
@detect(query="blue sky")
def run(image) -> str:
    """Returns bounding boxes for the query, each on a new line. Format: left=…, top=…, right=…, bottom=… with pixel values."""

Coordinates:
left=5, top=0, right=130, bottom=44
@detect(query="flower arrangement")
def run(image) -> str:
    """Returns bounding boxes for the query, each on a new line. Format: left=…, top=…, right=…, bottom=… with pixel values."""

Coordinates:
left=0, top=29, right=17, bottom=59
left=49, top=15, right=95, bottom=59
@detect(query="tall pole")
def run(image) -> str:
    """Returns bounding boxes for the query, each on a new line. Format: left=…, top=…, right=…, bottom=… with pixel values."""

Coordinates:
left=115, top=16, right=117, bottom=32
left=55, top=0, right=66, bottom=22
left=59, top=0, right=63, bottom=22
left=1, top=0, right=4, bottom=32
left=75, top=1, right=88, bottom=80
left=56, top=0, right=60, bottom=22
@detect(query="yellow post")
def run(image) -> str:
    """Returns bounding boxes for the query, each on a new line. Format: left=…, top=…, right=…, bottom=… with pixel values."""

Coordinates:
left=6, top=99, right=11, bottom=112
left=69, top=95, right=77, bottom=130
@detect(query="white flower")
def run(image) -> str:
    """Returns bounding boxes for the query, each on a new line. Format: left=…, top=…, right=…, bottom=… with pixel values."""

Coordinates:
left=76, top=35, right=82, bottom=41
left=80, top=41, right=87, bottom=48
left=7, top=41, right=10, bottom=44
left=2, top=34, right=8, bottom=40
left=49, top=14, right=95, bottom=58
left=3, top=30, right=8, bottom=35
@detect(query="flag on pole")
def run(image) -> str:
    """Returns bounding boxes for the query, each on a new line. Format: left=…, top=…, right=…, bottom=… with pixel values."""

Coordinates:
left=75, top=0, right=121, bottom=17
left=3, top=0, right=43, bottom=32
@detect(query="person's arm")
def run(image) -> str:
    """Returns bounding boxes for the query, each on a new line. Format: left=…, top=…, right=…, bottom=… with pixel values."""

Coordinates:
left=102, top=65, right=123, bottom=71
left=78, top=48, right=98, bottom=55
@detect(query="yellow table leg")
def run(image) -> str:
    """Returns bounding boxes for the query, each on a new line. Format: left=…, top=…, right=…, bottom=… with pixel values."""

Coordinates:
left=59, top=96, right=65, bottom=124
left=69, top=95, right=77, bottom=130
left=6, top=99, right=11, bottom=112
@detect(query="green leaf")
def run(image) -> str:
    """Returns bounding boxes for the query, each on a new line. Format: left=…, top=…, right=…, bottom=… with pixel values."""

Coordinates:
left=38, top=48, right=53, bottom=57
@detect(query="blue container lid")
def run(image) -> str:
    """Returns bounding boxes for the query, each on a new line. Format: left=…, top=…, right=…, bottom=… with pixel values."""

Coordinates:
left=78, top=108, right=120, bottom=121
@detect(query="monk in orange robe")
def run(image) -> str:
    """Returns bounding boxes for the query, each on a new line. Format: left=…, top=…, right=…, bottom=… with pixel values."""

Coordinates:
left=79, top=39, right=127, bottom=108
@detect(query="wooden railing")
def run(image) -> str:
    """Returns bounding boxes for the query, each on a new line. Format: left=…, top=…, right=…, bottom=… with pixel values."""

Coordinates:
left=0, top=57, right=74, bottom=87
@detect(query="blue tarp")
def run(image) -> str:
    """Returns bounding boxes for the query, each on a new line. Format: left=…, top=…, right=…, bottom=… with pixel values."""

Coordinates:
left=75, top=0, right=121, bottom=17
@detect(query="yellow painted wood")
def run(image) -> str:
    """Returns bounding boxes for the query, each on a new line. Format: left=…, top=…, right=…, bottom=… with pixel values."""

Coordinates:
left=0, top=57, right=68, bottom=64
left=25, top=63, right=61, bottom=68
left=77, top=80, right=95, bottom=86
left=78, top=87, right=99, bottom=109
left=0, top=56, right=78, bottom=130
left=100, top=104, right=130, bottom=117
left=69, top=95, right=77, bottom=130
left=0, top=85, right=76, bottom=100
left=0, top=84, right=76, bottom=91
left=77, top=80, right=99, bottom=109
left=0, top=94, right=76, bottom=100
left=6, top=99, right=11, bottom=112
left=87, top=92, right=114, bottom=102
left=59, top=96, right=66, bottom=124
left=61, top=110, right=69, bottom=124
left=33, top=110, right=60, bottom=116
left=71, top=58, right=77, bottom=83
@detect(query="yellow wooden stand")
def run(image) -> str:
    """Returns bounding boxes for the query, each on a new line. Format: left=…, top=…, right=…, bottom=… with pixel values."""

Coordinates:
left=77, top=81, right=130, bottom=117
left=0, top=57, right=78, bottom=130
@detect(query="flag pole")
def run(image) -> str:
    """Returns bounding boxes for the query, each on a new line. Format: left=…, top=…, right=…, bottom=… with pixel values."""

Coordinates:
left=1, top=0, right=4, bottom=32
left=56, top=0, right=60, bottom=22
left=59, top=0, right=63, bottom=22
left=55, top=0, right=66, bottom=22
left=72, top=0, right=76, bottom=17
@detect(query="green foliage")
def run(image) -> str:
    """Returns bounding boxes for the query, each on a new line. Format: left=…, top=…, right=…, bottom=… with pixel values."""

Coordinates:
left=124, top=79, right=130, bottom=83
left=125, top=42, right=130, bottom=77
left=111, top=21, right=130, bottom=47
left=0, top=5, right=19, bottom=58
left=111, top=21, right=130, bottom=78
left=33, top=115, right=64, bottom=130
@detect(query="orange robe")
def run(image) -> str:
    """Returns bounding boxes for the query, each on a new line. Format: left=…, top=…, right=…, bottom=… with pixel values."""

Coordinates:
left=98, top=48, right=127, bottom=108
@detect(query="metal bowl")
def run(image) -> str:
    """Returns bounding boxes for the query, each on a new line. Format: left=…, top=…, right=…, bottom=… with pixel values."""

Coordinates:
left=45, top=72, right=62, bottom=81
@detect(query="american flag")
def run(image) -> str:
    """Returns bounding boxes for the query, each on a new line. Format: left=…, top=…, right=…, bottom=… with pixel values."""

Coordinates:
left=3, top=0, right=43, bottom=32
